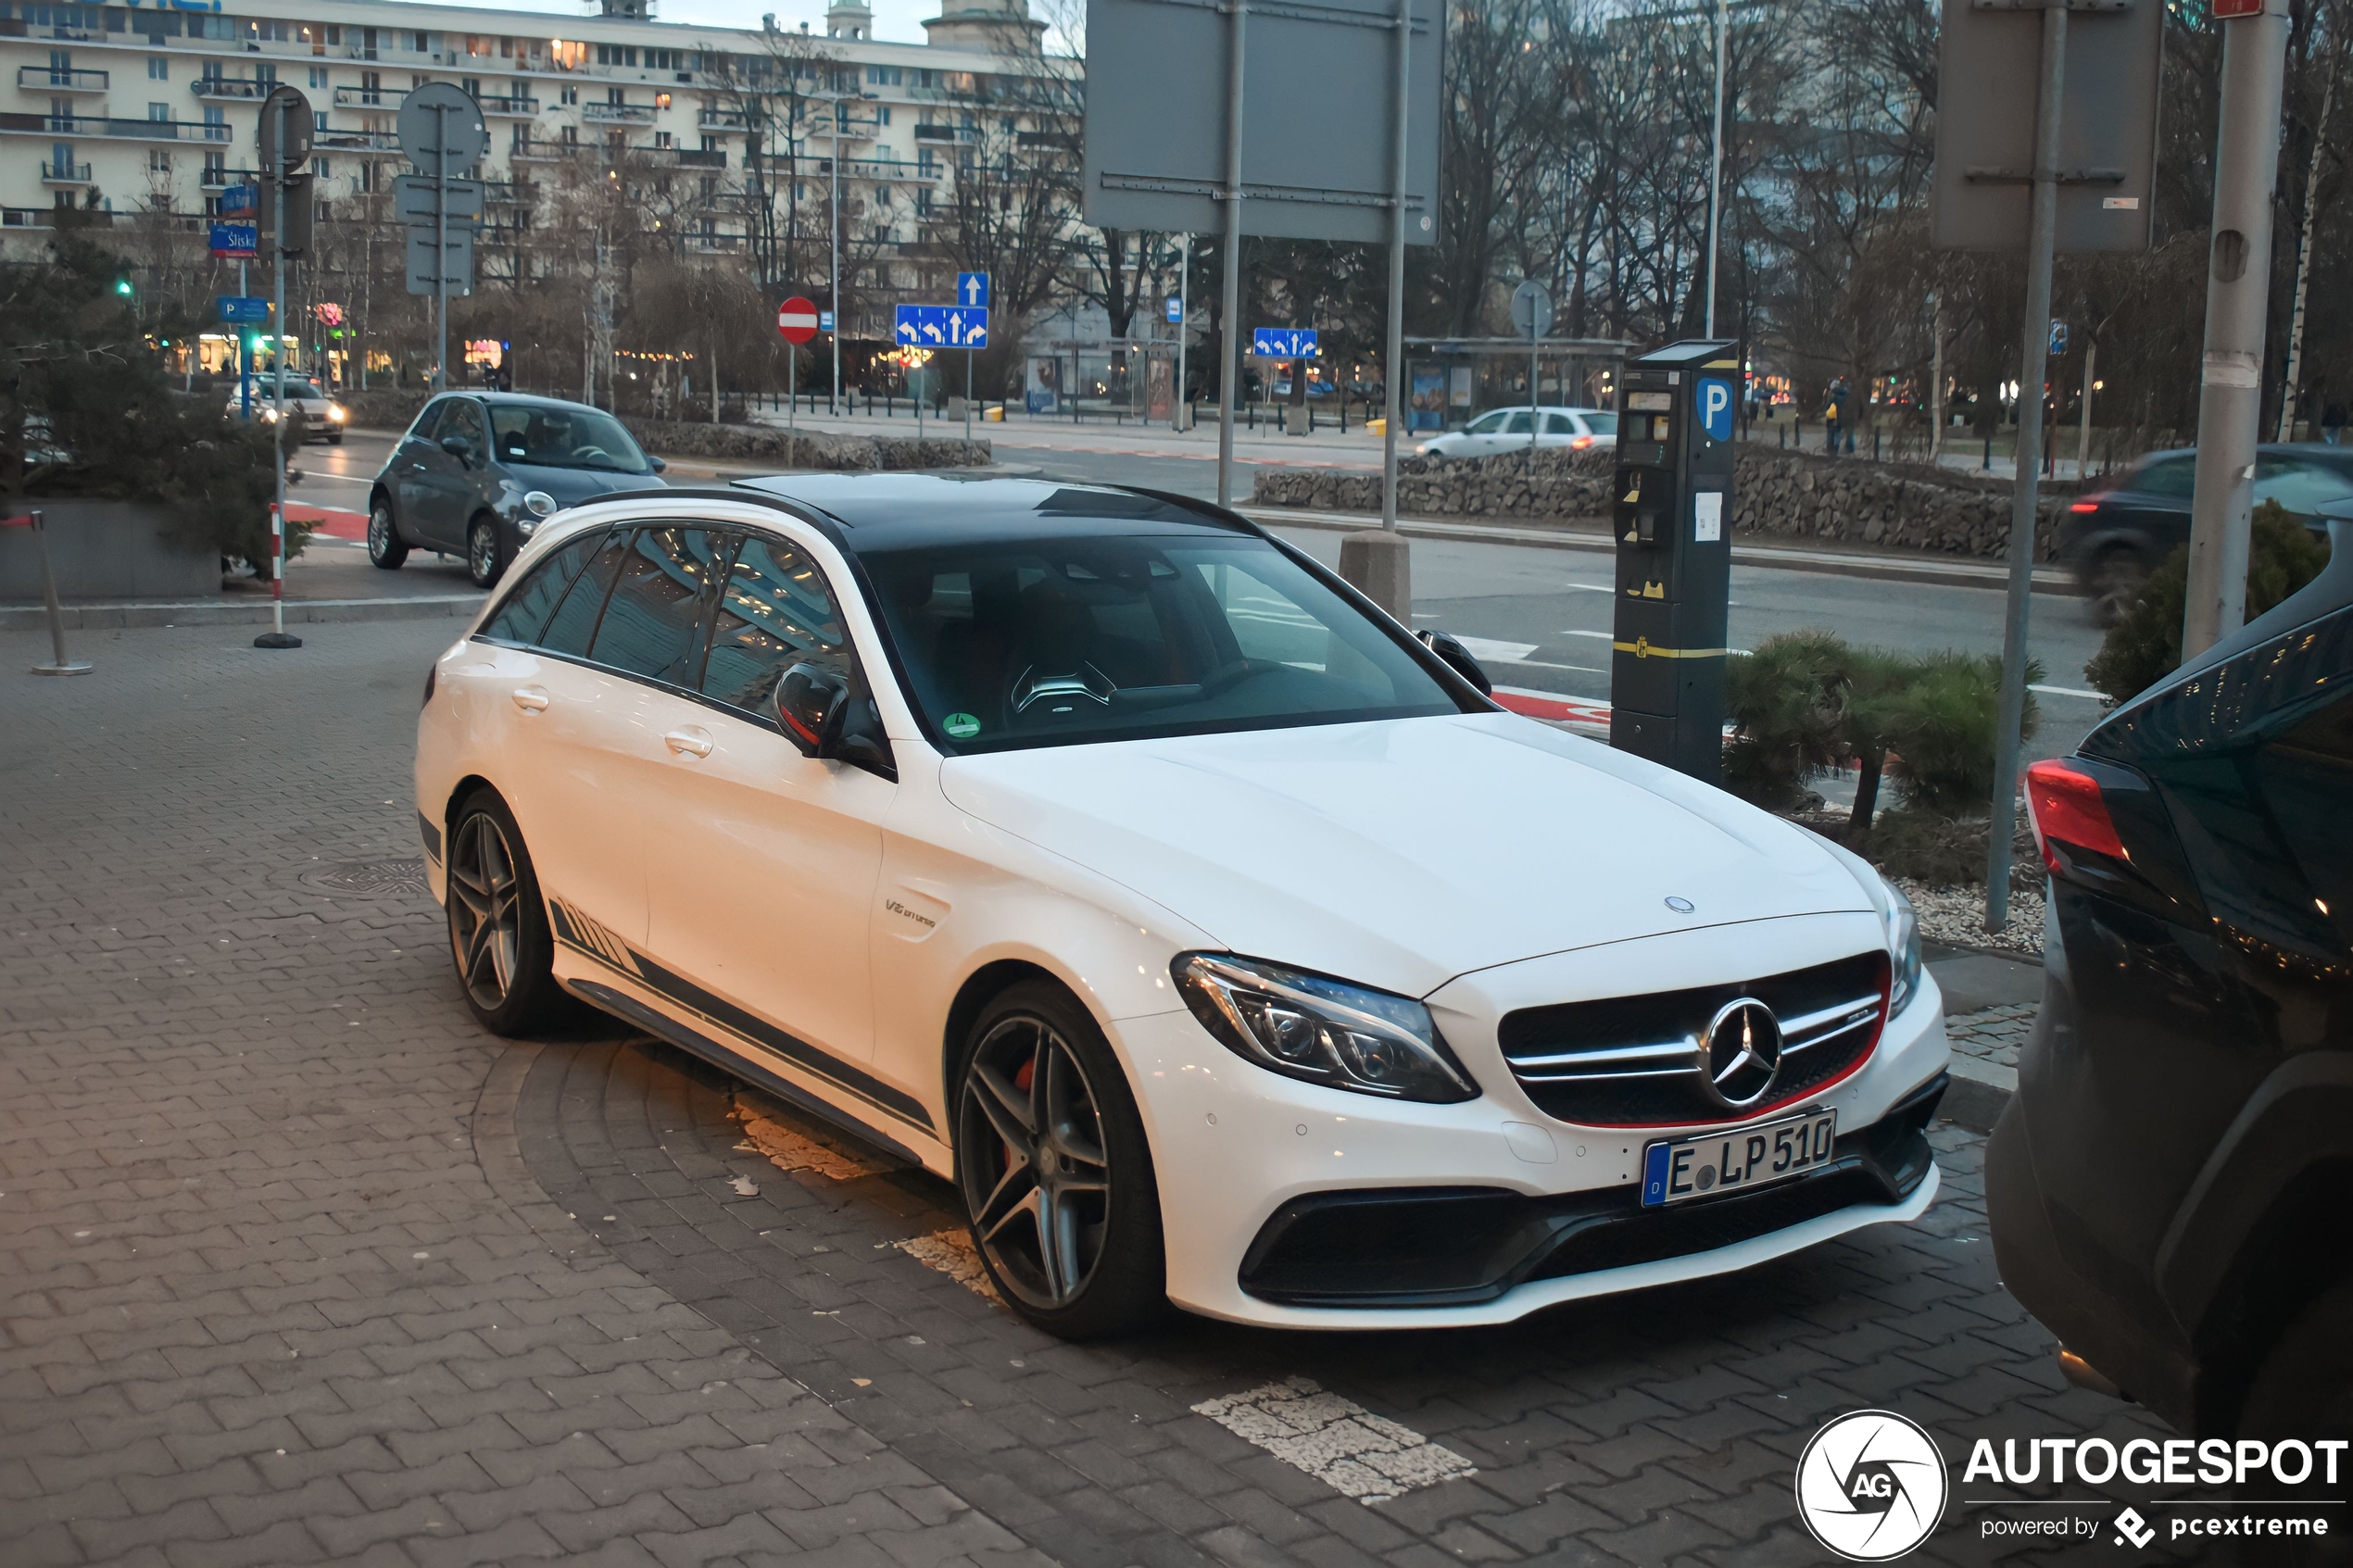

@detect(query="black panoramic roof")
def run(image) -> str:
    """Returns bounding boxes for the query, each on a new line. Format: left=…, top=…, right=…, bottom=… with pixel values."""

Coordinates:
left=721, top=473, right=1259, bottom=552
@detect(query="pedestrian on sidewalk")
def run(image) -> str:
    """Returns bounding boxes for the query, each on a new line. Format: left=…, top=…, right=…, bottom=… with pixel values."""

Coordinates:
left=1824, top=378, right=1849, bottom=456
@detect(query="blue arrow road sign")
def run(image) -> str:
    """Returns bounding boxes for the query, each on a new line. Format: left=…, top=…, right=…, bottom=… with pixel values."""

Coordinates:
left=209, top=222, right=258, bottom=259
left=895, top=304, right=988, bottom=349
left=217, top=295, right=271, bottom=324
left=1252, top=327, right=1318, bottom=358
left=956, top=271, right=989, bottom=308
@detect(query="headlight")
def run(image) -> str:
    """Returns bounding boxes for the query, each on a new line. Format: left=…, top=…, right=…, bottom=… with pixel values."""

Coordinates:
left=1173, top=953, right=1478, bottom=1103
left=327, top=404, right=346, bottom=421
left=259, top=408, right=279, bottom=422
left=523, top=490, right=558, bottom=519
left=1883, top=882, right=1922, bottom=1016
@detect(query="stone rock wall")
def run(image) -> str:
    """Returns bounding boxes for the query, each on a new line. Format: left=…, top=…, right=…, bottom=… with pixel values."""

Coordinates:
left=626, top=421, right=990, bottom=470
left=1251, top=445, right=2065, bottom=560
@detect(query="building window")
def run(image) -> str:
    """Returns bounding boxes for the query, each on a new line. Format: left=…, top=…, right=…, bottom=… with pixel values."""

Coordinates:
left=256, top=63, right=276, bottom=85
left=462, top=77, right=481, bottom=96
left=698, top=134, right=717, bottom=152
left=150, top=148, right=171, bottom=171
left=876, top=107, right=890, bottom=127
left=308, top=67, right=328, bottom=89
left=314, top=157, right=330, bottom=180
left=867, top=65, right=901, bottom=87
left=607, top=87, right=624, bottom=106
left=654, top=130, right=672, bottom=148
left=915, top=188, right=930, bottom=217
left=654, top=92, right=671, bottom=108
left=410, top=31, right=432, bottom=54
left=560, top=85, right=578, bottom=106
left=148, top=56, right=168, bottom=81
left=148, top=101, right=170, bottom=120
left=560, top=125, right=578, bottom=146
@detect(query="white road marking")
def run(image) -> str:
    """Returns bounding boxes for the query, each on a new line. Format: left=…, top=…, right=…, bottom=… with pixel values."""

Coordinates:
left=896, top=1229, right=1002, bottom=1304
left=1558, top=629, right=1615, bottom=639
left=1452, top=635, right=1539, bottom=663
left=1190, top=1376, right=1477, bottom=1504
left=2030, top=683, right=2106, bottom=700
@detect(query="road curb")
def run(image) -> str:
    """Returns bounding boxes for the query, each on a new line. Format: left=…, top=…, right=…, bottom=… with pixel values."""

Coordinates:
left=0, top=593, right=484, bottom=631
left=1942, top=1057, right=2017, bottom=1135
left=1246, top=508, right=2078, bottom=596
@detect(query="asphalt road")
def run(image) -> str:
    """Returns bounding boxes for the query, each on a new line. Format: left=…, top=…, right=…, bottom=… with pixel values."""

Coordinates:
left=311, top=428, right=2110, bottom=760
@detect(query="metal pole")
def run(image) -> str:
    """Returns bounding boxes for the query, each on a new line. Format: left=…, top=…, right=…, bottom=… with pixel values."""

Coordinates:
left=2077, top=339, right=2095, bottom=477
left=830, top=109, right=842, bottom=416
left=786, top=339, right=796, bottom=462
left=2274, top=46, right=2335, bottom=443
left=1704, top=0, right=1728, bottom=338
left=1215, top=0, right=1247, bottom=508
left=238, top=259, right=251, bottom=418
left=1177, top=231, right=1191, bottom=431
left=434, top=103, right=448, bottom=395
left=2184, top=0, right=2291, bottom=659
left=1379, top=0, right=1409, bottom=530
left=1929, top=289, right=1945, bottom=465
left=27, top=510, right=92, bottom=676
left=1984, top=3, right=2067, bottom=932
left=1529, top=319, right=1540, bottom=473
left=965, top=346, right=973, bottom=444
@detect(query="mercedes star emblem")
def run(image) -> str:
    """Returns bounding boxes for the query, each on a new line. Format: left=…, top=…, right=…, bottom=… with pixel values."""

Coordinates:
left=1703, top=997, right=1783, bottom=1110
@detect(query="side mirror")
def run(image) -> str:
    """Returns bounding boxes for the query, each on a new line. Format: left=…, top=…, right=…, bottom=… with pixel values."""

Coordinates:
left=439, top=433, right=472, bottom=463
left=648, top=456, right=668, bottom=473
left=775, top=661, right=848, bottom=757
left=1416, top=629, right=1493, bottom=696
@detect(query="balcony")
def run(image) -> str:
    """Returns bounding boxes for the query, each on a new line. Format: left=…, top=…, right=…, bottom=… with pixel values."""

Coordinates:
left=841, top=157, right=938, bottom=183
left=698, top=109, right=745, bottom=131
left=17, top=67, right=107, bottom=92
left=690, top=232, right=741, bottom=252
left=41, top=160, right=93, bottom=184
left=510, top=140, right=575, bottom=162
left=1, top=112, right=233, bottom=143
left=332, top=85, right=402, bottom=108
left=191, top=77, right=274, bottom=100
left=316, top=129, right=403, bottom=155
left=478, top=95, right=539, bottom=117
left=582, top=102, right=655, bottom=124
left=200, top=164, right=258, bottom=190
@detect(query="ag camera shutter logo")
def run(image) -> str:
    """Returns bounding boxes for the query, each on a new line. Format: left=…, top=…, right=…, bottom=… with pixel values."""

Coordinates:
left=1795, top=1410, right=1948, bottom=1561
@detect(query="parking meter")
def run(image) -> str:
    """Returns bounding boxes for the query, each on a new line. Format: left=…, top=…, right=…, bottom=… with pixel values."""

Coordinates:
left=1608, top=340, right=1740, bottom=785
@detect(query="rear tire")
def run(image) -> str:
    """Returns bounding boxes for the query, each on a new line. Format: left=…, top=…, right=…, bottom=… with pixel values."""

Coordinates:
left=2088, top=548, right=2144, bottom=630
left=2235, top=1280, right=2353, bottom=1563
left=953, top=981, right=1167, bottom=1338
left=467, top=514, right=506, bottom=589
left=445, top=789, right=570, bottom=1037
left=367, top=498, right=408, bottom=570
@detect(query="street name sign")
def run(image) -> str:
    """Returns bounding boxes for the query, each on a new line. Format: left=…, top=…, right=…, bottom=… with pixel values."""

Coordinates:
left=956, top=271, right=989, bottom=308
left=895, top=304, right=988, bottom=348
left=209, top=222, right=258, bottom=258
left=777, top=295, right=821, bottom=344
left=218, top=183, right=256, bottom=216
left=217, top=295, right=270, bottom=323
left=1252, top=327, right=1318, bottom=358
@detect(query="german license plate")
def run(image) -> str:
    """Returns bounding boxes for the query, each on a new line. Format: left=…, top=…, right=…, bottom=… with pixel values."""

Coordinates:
left=1640, top=1109, right=1837, bottom=1208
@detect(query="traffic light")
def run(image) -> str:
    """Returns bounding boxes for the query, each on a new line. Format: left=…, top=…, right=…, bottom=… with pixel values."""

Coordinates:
left=114, top=277, right=133, bottom=296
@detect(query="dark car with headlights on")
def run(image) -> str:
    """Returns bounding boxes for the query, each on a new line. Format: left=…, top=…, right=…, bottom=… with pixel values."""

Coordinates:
left=2058, top=444, right=2353, bottom=626
left=367, top=393, right=666, bottom=588
left=1989, top=515, right=2352, bottom=1491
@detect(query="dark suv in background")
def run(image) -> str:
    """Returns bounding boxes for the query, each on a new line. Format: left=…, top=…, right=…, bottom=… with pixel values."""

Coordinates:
left=1990, top=517, right=2351, bottom=1489
left=2058, top=444, right=2353, bottom=625
left=368, top=393, right=667, bottom=588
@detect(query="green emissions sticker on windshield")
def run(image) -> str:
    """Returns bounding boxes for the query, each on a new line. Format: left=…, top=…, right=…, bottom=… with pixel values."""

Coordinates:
left=943, top=712, right=982, bottom=740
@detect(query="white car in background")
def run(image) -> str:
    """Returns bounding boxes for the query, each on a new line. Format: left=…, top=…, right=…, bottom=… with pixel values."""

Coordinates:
left=225, top=378, right=347, bottom=445
left=1419, top=405, right=1617, bottom=460
left=414, top=475, right=1947, bottom=1337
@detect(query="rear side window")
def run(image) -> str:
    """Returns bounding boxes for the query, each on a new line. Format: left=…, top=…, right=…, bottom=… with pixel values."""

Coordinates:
left=409, top=400, right=451, bottom=443
left=585, top=526, right=732, bottom=684
left=700, top=533, right=849, bottom=715
left=537, top=527, right=633, bottom=657
left=2254, top=458, right=2353, bottom=516
left=2133, top=456, right=2197, bottom=497
left=1541, top=413, right=1577, bottom=435
left=1581, top=410, right=1618, bottom=434
left=481, top=533, right=602, bottom=646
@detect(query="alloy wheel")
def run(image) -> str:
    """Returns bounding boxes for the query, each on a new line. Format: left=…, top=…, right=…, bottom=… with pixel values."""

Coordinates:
left=368, top=506, right=394, bottom=560
left=447, top=812, right=522, bottom=1010
left=958, top=1015, right=1114, bottom=1310
left=470, top=521, right=499, bottom=586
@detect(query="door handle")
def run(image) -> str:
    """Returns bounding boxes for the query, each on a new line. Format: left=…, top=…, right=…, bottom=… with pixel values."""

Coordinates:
left=663, top=726, right=713, bottom=759
left=511, top=687, right=549, bottom=712
left=410, top=462, right=427, bottom=472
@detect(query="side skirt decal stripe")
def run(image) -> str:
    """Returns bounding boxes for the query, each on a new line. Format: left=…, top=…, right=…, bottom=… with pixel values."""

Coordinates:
left=566, top=979, right=925, bottom=1168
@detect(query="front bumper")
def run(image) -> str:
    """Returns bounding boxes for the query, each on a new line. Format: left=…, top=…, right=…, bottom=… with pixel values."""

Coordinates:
left=1121, top=914, right=1949, bottom=1328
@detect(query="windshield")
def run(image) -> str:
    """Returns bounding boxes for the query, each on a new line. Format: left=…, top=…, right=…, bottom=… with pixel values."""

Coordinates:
left=862, top=532, right=1468, bottom=751
left=486, top=404, right=654, bottom=473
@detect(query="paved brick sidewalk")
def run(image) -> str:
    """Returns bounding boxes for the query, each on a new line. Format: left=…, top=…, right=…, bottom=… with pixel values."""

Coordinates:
left=1945, top=1007, right=2037, bottom=1078
left=2, top=621, right=2180, bottom=1568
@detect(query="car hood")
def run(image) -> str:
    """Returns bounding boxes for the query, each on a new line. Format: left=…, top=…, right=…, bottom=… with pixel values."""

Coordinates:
left=504, top=464, right=667, bottom=505
left=936, top=711, right=1874, bottom=997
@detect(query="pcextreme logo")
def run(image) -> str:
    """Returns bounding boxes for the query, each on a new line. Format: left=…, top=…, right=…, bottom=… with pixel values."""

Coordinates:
left=1794, top=1411, right=1950, bottom=1562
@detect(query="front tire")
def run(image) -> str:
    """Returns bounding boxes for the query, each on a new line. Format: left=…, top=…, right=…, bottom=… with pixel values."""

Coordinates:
left=954, top=981, right=1166, bottom=1338
left=367, top=498, right=408, bottom=570
left=445, top=789, right=569, bottom=1036
left=2088, top=548, right=2145, bottom=630
left=467, top=514, right=506, bottom=589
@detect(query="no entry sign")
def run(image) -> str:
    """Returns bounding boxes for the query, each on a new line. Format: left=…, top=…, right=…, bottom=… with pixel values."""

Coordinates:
left=776, top=296, right=820, bottom=345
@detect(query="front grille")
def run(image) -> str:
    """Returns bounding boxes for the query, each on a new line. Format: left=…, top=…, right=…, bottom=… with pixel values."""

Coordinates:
left=1498, top=950, right=1891, bottom=1127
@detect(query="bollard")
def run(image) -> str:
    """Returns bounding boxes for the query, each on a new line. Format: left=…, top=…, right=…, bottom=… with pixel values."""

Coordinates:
left=1983, top=433, right=1993, bottom=470
left=20, top=508, right=94, bottom=676
left=253, top=501, right=302, bottom=649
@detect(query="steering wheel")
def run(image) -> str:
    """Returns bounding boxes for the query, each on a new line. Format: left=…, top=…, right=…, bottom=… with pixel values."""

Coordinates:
left=571, top=445, right=611, bottom=464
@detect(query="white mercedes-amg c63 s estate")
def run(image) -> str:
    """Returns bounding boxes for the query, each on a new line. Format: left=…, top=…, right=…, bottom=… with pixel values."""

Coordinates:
left=415, top=475, right=1949, bottom=1337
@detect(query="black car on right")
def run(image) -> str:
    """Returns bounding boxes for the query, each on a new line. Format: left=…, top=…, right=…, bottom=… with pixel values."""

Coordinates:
left=1989, top=517, right=2351, bottom=1486
left=2059, top=443, right=2353, bottom=625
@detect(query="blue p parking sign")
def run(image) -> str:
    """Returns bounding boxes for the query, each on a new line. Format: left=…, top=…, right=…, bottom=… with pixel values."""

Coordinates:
left=1697, top=377, right=1735, bottom=442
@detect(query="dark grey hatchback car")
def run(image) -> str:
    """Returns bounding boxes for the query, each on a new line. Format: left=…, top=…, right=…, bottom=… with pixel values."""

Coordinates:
left=367, top=393, right=667, bottom=587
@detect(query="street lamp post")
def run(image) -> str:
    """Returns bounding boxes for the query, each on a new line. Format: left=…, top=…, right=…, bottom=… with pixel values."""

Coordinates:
left=802, top=88, right=878, bottom=416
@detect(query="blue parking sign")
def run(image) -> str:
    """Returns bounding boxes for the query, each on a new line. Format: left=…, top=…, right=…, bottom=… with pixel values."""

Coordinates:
left=1697, top=376, right=1735, bottom=443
